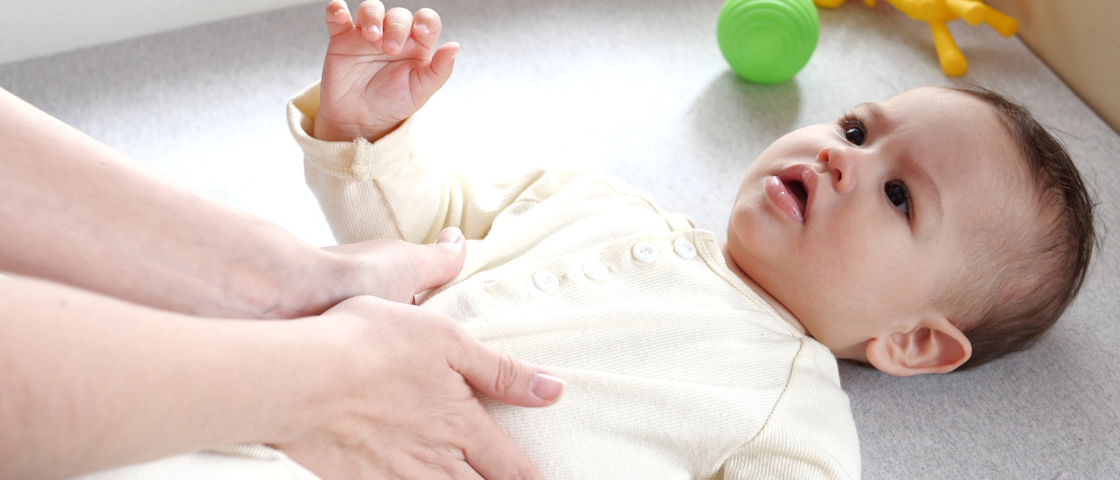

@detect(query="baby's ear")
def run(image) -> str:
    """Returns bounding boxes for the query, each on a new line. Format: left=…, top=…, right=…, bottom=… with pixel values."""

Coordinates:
left=865, top=317, right=972, bottom=377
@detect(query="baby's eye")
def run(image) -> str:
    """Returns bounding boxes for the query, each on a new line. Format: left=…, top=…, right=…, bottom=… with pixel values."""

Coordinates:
left=844, top=126, right=865, bottom=146
left=885, top=181, right=911, bottom=218
left=840, top=114, right=866, bottom=146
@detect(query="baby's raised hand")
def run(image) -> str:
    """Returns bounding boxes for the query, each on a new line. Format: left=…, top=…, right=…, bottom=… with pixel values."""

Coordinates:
left=314, top=0, right=459, bottom=142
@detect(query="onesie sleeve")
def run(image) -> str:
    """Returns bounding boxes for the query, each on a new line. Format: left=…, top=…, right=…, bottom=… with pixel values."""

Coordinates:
left=719, top=340, right=862, bottom=480
left=287, top=82, right=548, bottom=245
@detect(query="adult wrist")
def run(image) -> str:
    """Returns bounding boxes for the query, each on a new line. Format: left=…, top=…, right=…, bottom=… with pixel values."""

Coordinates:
left=298, top=248, right=366, bottom=318
left=244, top=317, right=355, bottom=444
left=162, top=315, right=355, bottom=447
left=199, top=221, right=354, bottom=320
left=263, top=245, right=359, bottom=319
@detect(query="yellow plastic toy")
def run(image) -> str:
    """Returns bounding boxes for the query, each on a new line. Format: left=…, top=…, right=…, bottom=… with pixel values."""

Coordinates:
left=814, top=0, right=1018, bottom=76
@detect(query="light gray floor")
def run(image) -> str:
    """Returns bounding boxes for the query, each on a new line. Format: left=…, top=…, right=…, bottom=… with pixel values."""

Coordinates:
left=3, top=0, right=1118, bottom=478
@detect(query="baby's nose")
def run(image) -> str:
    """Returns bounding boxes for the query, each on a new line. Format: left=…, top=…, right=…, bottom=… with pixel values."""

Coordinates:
left=817, top=146, right=859, bottom=193
left=816, top=147, right=841, bottom=182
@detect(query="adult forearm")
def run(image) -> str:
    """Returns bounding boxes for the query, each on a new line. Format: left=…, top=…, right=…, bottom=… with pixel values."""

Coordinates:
left=0, top=87, right=345, bottom=318
left=0, top=275, right=336, bottom=480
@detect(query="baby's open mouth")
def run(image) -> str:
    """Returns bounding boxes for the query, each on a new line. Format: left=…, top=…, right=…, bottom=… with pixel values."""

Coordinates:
left=783, top=178, right=808, bottom=218
left=765, top=165, right=816, bottom=223
left=764, top=172, right=810, bottom=223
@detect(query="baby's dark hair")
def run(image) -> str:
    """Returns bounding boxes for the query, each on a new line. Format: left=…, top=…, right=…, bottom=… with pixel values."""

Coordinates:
left=939, top=87, right=1096, bottom=370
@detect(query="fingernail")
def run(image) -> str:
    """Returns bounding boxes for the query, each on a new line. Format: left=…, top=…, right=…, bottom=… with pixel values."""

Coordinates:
left=530, top=373, right=565, bottom=402
left=436, top=227, right=463, bottom=244
left=415, top=23, right=429, bottom=34
left=385, top=40, right=398, bottom=52
left=366, top=24, right=380, bottom=35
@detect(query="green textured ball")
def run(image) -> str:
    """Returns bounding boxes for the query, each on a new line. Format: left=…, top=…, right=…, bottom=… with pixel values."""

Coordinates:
left=717, top=0, right=819, bottom=84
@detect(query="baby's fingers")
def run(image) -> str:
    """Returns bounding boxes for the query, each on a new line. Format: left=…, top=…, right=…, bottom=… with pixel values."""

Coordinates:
left=325, top=0, right=353, bottom=37
left=355, top=0, right=386, bottom=42
left=410, top=8, right=443, bottom=50
left=381, top=7, right=414, bottom=55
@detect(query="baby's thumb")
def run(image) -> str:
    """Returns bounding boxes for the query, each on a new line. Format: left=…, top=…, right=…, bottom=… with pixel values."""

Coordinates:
left=419, top=42, right=459, bottom=93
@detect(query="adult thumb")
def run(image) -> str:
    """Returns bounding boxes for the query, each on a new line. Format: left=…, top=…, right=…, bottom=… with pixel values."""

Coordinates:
left=393, top=227, right=468, bottom=296
left=448, top=333, right=565, bottom=408
left=428, top=226, right=468, bottom=278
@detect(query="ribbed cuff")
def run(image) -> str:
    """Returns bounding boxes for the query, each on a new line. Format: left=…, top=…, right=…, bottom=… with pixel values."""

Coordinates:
left=286, top=82, right=418, bottom=182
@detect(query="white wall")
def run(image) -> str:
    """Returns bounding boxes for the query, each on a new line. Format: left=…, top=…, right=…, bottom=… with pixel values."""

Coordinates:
left=0, top=0, right=319, bottom=65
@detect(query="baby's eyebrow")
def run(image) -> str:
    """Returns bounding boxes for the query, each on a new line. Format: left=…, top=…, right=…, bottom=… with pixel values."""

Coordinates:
left=904, top=156, right=944, bottom=224
left=854, top=102, right=885, bottom=122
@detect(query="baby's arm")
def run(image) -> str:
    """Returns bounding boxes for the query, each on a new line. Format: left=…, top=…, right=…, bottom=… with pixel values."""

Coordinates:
left=294, top=1, right=561, bottom=245
left=720, top=343, right=861, bottom=480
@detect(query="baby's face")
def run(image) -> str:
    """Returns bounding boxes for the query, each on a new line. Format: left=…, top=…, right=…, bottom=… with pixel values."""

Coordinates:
left=727, top=87, right=1035, bottom=361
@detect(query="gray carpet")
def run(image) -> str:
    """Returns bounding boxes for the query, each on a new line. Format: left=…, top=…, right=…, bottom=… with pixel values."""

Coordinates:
left=3, top=0, right=1117, bottom=478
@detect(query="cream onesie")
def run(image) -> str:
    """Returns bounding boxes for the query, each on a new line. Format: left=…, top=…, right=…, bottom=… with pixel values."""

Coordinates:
left=75, top=84, right=862, bottom=480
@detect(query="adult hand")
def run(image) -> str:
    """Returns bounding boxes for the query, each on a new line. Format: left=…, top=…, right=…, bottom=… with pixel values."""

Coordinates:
left=277, top=294, right=565, bottom=480
left=0, top=230, right=560, bottom=480
left=323, top=227, right=467, bottom=306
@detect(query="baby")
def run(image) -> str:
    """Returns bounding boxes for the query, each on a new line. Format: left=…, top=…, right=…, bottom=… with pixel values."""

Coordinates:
left=286, top=1, right=1095, bottom=479
left=301, top=1, right=1095, bottom=376
left=98, top=1, right=1092, bottom=479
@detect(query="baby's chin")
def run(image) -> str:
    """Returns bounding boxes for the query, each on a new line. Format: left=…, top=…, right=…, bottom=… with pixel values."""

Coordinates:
left=719, top=238, right=813, bottom=337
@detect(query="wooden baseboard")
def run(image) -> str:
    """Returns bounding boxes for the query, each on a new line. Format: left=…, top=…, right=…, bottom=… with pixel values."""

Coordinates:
left=985, top=0, right=1120, bottom=134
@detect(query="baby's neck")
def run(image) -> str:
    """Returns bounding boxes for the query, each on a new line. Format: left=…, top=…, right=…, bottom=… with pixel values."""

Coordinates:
left=718, top=242, right=807, bottom=335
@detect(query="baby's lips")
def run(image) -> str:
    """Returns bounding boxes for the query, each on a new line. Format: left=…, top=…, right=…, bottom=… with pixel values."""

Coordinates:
left=777, top=163, right=820, bottom=221
left=799, top=166, right=820, bottom=220
left=765, top=176, right=805, bottom=223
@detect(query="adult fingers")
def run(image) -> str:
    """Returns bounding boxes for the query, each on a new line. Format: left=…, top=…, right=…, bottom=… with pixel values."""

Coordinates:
left=321, top=228, right=466, bottom=304
left=325, top=0, right=353, bottom=37
left=410, top=8, right=443, bottom=50
left=381, top=7, right=414, bottom=55
left=448, top=330, right=564, bottom=408
left=463, top=413, right=545, bottom=480
left=355, top=0, right=386, bottom=42
left=401, top=227, right=468, bottom=295
left=448, top=461, right=486, bottom=480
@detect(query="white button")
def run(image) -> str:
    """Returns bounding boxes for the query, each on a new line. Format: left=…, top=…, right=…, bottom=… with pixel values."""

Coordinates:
left=632, top=242, right=658, bottom=263
left=583, top=262, right=609, bottom=281
left=673, top=238, right=697, bottom=259
left=533, top=270, right=560, bottom=293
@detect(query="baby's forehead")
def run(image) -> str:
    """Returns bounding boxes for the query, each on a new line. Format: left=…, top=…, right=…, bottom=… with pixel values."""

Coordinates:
left=941, top=147, right=1039, bottom=242
left=877, top=87, right=999, bottom=126
left=888, top=90, right=1016, bottom=158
